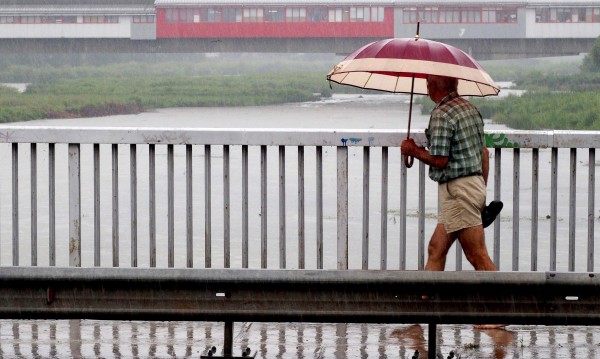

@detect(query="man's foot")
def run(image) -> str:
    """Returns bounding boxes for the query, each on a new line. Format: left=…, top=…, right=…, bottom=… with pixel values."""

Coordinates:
left=481, top=200, right=503, bottom=228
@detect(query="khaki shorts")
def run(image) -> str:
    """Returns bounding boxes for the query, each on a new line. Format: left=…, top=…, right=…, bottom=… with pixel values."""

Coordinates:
left=438, top=175, right=486, bottom=233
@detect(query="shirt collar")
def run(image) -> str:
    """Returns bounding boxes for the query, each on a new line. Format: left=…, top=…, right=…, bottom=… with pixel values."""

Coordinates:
left=434, top=91, right=459, bottom=109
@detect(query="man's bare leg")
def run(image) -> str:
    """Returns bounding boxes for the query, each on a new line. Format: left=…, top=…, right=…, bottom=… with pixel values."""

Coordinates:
left=456, top=225, right=506, bottom=328
left=424, top=223, right=456, bottom=271
left=456, top=225, right=496, bottom=271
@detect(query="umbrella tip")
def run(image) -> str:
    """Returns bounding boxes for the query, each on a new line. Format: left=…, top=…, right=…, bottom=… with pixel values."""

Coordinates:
left=415, top=22, right=420, bottom=40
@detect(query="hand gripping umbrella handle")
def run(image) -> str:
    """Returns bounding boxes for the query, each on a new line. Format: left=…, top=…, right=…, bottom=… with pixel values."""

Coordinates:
left=403, top=153, right=414, bottom=168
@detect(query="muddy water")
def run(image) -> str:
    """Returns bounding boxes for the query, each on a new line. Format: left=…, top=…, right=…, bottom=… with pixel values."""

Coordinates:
left=1, top=93, right=599, bottom=358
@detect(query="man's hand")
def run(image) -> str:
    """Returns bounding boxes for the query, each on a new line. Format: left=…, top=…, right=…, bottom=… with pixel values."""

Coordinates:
left=400, top=138, right=419, bottom=157
left=401, top=138, right=449, bottom=169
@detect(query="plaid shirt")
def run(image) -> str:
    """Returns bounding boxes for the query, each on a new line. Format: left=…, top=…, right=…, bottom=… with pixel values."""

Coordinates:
left=425, top=92, right=485, bottom=183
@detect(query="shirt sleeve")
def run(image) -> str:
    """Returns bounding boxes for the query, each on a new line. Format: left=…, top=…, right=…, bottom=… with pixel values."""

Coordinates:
left=427, top=112, right=452, bottom=157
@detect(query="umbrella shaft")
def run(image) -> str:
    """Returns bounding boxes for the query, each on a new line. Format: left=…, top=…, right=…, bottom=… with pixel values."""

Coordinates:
left=406, top=76, right=416, bottom=139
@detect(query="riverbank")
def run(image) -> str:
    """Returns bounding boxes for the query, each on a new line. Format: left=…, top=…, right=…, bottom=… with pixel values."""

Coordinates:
left=0, top=54, right=596, bottom=130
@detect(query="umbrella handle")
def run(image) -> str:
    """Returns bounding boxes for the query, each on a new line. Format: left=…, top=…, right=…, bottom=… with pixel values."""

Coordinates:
left=403, top=154, right=414, bottom=168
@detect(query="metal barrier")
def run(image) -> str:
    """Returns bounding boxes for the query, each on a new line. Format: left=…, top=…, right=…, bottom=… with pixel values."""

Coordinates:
left=1, top=267, right=600, bottom=358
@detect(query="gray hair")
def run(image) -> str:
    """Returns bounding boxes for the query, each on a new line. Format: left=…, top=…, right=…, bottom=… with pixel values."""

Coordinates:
left=427, top=75, right=458, bottom=93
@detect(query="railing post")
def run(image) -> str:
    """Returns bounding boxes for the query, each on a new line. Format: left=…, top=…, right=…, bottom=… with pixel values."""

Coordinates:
left=550, top=147, right=558, bottom=271
left=428, top=323, right=437, bottom=359
left=418, top=160, right=426, bottom=270
left=224, top=145, right=230, bottom=269
left=224, top=321, right=233, bottom=357
left=149, top=144, right=156, bottom=267
left=569, top=148, right=577, bottom=272
left=31, top=143, right=37, bottom=266
left=242, top=145, right=249, bottom=269
left=316, top=146, right=323, bottom=269
left=531, top=148, right=539, bottom=271
left=68, top=143, right=81, bottom=267
left=49, top=143, right=56, bottom=267
left=130, top=144, right=138, bottom=268
left=167, top=144, right=174, bottom=268
left=493, top=148, right=502, bottom=268
left=298, top=146, right=305, bottom=269
left=205, top=145, right=212, bottom=268
left=337, top=146, right=348, bottom=270
left=112, top=144, right=119, bottom=268
left=513, top=148, right=520, bottom=271
left=93, top=143, right=100, bottom=267
left=261, top=145, right=267, bottom=268
left=362, top=146, right=369, bottom=270
left=279, top=145, right=286, bottom=269
left=588, top=148, right=596, bottom=272
left=399, top=150, right=407, bottom=270
left=380, top=147, right=388, bottom=270
left=12, top=143, right=19, bottom=266
left=186, top=144, right=194, bottom=268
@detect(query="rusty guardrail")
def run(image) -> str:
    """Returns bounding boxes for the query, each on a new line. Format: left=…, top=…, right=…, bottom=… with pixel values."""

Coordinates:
left=1, top=267, right=599, bottom=358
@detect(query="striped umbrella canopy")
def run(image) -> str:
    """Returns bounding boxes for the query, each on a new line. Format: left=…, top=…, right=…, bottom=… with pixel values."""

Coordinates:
left=327, top=37, right=500, bottom=97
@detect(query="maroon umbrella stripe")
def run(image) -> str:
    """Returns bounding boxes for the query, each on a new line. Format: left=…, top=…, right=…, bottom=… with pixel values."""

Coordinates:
left=349, top=39, right=481, bottom=69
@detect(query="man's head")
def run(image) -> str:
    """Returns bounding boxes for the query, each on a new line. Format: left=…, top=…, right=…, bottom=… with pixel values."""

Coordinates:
left=426, top=75, right=458, bottom=103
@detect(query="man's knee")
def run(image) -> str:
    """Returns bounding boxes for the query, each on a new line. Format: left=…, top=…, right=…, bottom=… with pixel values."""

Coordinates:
left=428, top=228, right=453, bottom=258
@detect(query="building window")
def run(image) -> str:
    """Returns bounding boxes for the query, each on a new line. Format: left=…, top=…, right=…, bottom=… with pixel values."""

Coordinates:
left=83, top=15, right=119, bottom=24
left=243, top=7, right=263, bottom=22
left=286, top=8, right=306, bottom=22
left=201, top=8, right=222, bottom=23
left=329, top=7, right=350, bottom=22
left=308, top=7, right=327, bottom=22
left=222, top=8, right=242, bottom=23
left=536, top=7, right=599, bottom=23
left=166, top=8, right=176, bottom=22
left=404, top=6, right=515, bottom=24
left=350, top=7, right=382, bottom=22
left=265, top=7, right=284, bottom=23
left=0, top=15, right=85, bottom=24
left=133, top=15, right=155, bottom=23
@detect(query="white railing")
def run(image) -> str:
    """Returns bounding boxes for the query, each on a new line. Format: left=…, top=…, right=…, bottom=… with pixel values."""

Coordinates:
left=0, top=126, right=597, bottom=272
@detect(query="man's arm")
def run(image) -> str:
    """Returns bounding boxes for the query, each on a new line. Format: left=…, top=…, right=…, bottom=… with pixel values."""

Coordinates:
left=482, top=147, right=489, bottom=186
left=401, top=139, right=449, bottom=169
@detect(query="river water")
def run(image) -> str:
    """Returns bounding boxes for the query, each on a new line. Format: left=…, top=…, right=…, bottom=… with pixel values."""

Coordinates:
left=1, top=93, right=599, bottom=358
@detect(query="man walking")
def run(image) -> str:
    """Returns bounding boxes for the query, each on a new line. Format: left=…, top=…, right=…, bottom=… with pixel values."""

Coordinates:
left=400, top=74, right=496, bottom=272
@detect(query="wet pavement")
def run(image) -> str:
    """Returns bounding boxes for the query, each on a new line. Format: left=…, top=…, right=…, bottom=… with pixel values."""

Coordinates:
left=1, top=320, right=599, bottom=358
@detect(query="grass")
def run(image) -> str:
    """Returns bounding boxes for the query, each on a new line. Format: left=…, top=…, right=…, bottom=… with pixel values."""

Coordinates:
left=0, top=71, right=333, bottom=123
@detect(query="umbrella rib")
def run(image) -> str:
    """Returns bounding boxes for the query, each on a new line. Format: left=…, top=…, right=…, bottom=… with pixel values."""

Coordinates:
left=365, top=72, right=374, bottom=88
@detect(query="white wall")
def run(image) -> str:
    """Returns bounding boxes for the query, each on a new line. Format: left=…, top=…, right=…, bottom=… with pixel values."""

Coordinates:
left=0, top=17, right=132, bottom=39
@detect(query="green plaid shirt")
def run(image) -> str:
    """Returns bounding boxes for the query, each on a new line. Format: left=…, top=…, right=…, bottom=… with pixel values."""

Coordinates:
left=425, top=92, right=485, bottom=183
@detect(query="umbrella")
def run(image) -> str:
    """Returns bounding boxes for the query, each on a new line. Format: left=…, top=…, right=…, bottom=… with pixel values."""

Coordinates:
left=327, top=23, right=500, bottom=167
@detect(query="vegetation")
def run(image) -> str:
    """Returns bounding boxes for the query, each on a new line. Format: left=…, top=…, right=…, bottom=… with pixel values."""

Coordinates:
left=0, top=54, right=337, bottom=122
left=582, top=36, right=600, bottom=73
